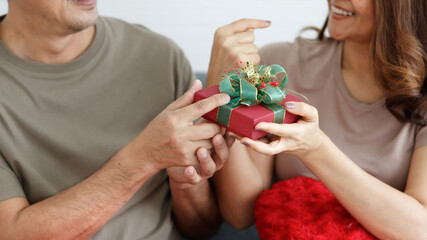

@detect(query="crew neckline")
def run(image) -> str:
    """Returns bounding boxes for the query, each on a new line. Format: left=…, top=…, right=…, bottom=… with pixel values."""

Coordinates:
left=334, top=41, right=385, bottom=108
left=0, top=16, right=106, bottom=75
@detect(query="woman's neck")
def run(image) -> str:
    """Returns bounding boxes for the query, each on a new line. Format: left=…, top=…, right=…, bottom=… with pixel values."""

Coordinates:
left=341, top=40, right=384, bottom=104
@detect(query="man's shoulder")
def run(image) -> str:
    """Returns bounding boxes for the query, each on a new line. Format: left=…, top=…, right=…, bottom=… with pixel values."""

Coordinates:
left=99, top=16, right=181, bottom=53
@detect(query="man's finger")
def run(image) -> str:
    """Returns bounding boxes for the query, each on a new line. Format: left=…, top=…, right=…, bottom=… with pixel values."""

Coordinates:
left=192, top=139, right=214, bottom=152
left=188, top=123, right=221, bottom=140
left=211, top=134, right=229, bottom=170
left=184, top=166, right=201, bottom=184
left=196, top=148, right=217, bottom=178
left=167, top=79, right=203, bottom=111
left=179, top=93, right=230, bottom=121
left=226, top=19, right=271, bottom=34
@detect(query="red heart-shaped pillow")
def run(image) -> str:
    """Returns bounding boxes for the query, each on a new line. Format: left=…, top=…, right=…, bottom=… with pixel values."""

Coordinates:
left=254, top=176, right=377, bottom=240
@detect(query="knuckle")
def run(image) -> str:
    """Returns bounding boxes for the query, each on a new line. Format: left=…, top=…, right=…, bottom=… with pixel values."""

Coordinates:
left=215, top=28, right=225, bottom=38
left=183, top=156, right=195, bottom=166
left=205, top=127, right=217, bottom=138
left=253, top=55, right=261, bottom=65
left=222, top=37, right=234, bottom=47
left=203, top=166, right=215, bottom=177
left=252, top=44, right=259, bottom=52
left=235, top=53, right=245, bottom=62
left=164, top=114, right=178, bottom=128
left=193, top=100, right=208, bottom=114
left=249, top=34, right=255, bottom=42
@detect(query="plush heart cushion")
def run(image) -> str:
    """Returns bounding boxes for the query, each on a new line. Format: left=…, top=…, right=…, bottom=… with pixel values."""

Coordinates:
left=254, top=176, right=377, bottom=240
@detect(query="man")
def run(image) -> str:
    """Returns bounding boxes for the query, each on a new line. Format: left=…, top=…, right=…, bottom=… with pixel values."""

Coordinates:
left=0, top=0, right=232, bottom=239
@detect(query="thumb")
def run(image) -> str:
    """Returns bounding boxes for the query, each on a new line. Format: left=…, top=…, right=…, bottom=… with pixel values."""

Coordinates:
left=167, top=79, right=203, bottom=111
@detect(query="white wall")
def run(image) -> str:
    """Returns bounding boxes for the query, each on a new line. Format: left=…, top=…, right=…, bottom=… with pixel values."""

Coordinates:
left=0, top=0, right=328, bottom=72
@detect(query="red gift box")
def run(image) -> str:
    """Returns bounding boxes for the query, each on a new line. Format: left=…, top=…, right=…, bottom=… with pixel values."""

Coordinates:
left=194, top=85, right=303, bottom=139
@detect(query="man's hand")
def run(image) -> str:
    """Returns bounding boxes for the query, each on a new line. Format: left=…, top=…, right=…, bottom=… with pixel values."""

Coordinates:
left=206, top=19, right=271, bottom=87
left=118, top=80, right=231, bottom=173
left=167, top=132, right=235, bottom=187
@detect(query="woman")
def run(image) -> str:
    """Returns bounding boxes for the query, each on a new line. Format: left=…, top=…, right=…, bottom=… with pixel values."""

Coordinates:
left=207, top=0, right=427, bottom=239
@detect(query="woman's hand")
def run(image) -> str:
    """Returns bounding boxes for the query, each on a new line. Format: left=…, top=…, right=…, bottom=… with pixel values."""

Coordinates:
left=239, top=102, right=327, bottom=160
left=206, top=19, right=271, bottom=87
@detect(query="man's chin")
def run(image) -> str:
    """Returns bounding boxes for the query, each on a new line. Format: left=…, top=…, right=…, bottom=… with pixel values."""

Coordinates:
left=66, top=14, right=98, bottom=32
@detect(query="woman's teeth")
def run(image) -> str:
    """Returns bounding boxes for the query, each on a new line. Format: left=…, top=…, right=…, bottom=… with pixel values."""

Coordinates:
left=331, top=6, right=356, bottom=16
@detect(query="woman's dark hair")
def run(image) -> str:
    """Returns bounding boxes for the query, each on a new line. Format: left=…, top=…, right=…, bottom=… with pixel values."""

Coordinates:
left=315, top=0, right=427, bottom=126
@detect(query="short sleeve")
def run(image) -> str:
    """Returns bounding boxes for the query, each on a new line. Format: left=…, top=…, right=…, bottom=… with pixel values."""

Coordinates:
left=415, top=125, right=427, bottom=149
left=172, top=46, right=196, bottom=100
left=0, top=152, right=25, bottom=202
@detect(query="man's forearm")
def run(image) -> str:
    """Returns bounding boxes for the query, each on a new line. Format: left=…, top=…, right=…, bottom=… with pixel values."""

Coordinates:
left=170, top=179, right=221, bottom=239
left=7, top=152, right=158, bottom=240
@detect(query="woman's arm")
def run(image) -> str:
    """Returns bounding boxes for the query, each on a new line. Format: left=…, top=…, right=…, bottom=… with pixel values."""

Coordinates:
left=242, top=102, right=427, bottom=239
left=206, top=19, right=271, bottom=87
left=304, top=139, right=427, bottom=240
left=213, top=139, right=275, bottom=229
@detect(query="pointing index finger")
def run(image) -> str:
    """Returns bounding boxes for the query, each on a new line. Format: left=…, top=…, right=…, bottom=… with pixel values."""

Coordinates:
left=228, top=19, right=271, bottom=34
left=179, top=93, right=231, bottom=121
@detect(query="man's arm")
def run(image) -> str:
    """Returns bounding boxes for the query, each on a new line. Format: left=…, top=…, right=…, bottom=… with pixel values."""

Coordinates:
left=168, top=134, right=234, bottom=239
left=0, top=153, right=155, bottom=240
left=0, top=80, right=231, bottom=240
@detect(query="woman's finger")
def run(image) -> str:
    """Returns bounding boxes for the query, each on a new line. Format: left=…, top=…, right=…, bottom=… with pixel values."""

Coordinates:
left=236, top=43, right=259, bottom=54
left=284, top=102, right=319, bottom=122
left=255, top=122, right=297, bottom=138
left=240, top=137, right=282, bottom=155
left=224, top=19, right=271, bottom=35
left=232, top=30, right=255, bottom=43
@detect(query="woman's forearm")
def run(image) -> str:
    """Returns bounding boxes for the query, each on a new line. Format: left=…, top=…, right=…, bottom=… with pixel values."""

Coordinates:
left=301, top=135, right=427, bottom=240
left=213, top=142, right=274, bottom=229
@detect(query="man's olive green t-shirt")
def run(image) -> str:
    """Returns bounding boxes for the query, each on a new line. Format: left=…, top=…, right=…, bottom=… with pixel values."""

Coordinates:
left=0, top=16, right=194, bottom=239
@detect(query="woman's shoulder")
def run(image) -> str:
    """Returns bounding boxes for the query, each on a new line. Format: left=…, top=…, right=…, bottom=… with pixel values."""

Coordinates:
left=260, top=37, right=341, bottom=67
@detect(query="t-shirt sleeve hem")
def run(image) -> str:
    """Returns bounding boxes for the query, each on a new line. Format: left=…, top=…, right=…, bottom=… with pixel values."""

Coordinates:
left=0, top=185, right=26, bottom=202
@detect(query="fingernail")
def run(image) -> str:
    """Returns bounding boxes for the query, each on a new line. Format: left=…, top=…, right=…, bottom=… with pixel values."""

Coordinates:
left=216, top=137, right=224, bottom=145
left=241, top=141, right=248, bottom=146
left=186, top=167, right=195, bottom=176
left=200, top=149, right=208, bottom=159
left=265, top=20, right=271, bottom=24
left=222, top=94, right=231, bottom=103
left=286, top=102, right=294, bottom=109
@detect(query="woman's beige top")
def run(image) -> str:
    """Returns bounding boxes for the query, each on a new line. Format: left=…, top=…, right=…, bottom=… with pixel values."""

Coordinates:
left=260, top=37, right=427, bottom=191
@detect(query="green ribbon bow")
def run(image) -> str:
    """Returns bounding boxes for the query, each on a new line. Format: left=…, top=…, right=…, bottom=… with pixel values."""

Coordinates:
left=217, top=61, right=289, bottom=127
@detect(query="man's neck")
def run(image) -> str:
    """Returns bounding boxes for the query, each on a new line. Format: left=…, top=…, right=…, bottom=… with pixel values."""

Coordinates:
left=0, top=13, right=96, bottom=64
